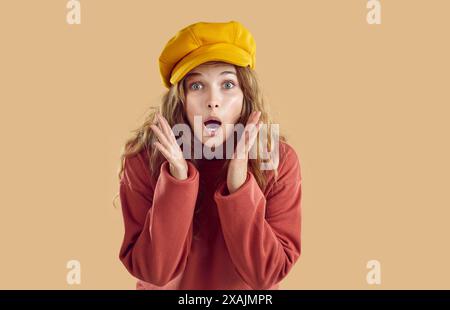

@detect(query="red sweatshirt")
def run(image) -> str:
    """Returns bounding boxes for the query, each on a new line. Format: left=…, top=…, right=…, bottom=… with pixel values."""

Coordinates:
left=118, top=140, right=302, bottom=290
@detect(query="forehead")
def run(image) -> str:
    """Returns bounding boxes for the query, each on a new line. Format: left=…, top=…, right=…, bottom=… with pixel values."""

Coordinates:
left=186, top=62, right=236, bottom=78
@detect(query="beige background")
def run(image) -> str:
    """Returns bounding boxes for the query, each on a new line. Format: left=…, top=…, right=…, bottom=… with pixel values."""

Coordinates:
left=0, top=0, right=449, bottom=289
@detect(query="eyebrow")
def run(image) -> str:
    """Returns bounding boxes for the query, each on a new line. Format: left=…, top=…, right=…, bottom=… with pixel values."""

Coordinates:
left=184, top=71, right=237, bottom=79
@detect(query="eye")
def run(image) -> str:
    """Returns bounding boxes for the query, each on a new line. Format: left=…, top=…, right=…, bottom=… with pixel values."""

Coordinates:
left=223, top=80, right=236, bottom=89
left=189, top=82, right=203, bottom=91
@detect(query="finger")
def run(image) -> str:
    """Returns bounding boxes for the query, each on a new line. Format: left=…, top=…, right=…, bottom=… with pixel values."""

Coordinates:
left=150, top=124, right=172, bottom=150
left=160, top=115, right=183, bottom=155
left=254, top=111, right=262, bottom=123
left=247, top=123, right=258, bottom=144
left=157, top=113, right=175, bottom=142
left=237, top=121, right=254, bottom=147
left=235, top=128, right=251, bottom=159
left=246, top=111, right=256, bottom=125
left=243, top=119, right=259, bottom=138
left=248, top=122, right=261, bottom=147
left=248, top=121, right=260, bottom=139
left=245, top=121, right=261, bottom=152
left=245, top=130, right=252, bottom=154
left=247, top=111, right=261, bottom=126
left=234, top=114, right=260, bottom=159
left=155, top=113, right=170, bottom=140
left=153, top=141, right=173, bottom=161
left=159, top=114, right=180, bottom=145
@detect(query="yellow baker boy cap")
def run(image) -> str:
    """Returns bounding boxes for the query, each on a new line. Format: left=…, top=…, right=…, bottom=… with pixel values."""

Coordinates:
left=159, top=21, right=256, bottom=89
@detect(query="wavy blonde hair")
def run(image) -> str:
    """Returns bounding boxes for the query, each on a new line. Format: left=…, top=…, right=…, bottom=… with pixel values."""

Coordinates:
left=113, top=61, right=286, bottom=235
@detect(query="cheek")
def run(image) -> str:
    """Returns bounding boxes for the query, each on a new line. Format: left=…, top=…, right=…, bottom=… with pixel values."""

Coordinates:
left=225, top=93, right=244, bottom=122
left=184, top=97, right=200, bottom=122
left=184, top=99, right=205, bottom=134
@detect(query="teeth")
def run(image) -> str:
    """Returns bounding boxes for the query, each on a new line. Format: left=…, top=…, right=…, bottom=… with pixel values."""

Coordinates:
left=204, top=123, right=220, bottom=137
left=205, top=123, right=220, bottom=130
left=204, top=120, right=221, bottom=125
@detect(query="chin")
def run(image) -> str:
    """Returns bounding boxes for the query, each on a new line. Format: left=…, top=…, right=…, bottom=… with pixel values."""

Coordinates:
left=203, top=136, right=225, bottom=147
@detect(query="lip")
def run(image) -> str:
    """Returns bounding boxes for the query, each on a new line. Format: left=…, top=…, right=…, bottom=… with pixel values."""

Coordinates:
left=203, top=116, right=222, bottom=125
left=203, top=116, right=222, bottom=137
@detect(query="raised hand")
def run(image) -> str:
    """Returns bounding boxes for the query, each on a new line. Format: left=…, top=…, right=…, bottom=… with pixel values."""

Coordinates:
left=227, top=111, right=262, bottom=194
left=150, top=112, right=188, bottom=180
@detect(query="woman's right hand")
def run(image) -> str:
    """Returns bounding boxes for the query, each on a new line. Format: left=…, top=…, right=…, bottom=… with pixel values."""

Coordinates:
left=150, top=112, right=188, bottom=180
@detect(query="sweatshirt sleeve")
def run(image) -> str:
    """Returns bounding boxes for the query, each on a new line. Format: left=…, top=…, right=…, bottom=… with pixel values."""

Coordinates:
left=213, top=144, right=302, bottom=290
left=118, top=154, right=199, bottom=286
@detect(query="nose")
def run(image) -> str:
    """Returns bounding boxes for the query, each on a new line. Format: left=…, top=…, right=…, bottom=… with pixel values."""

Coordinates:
left=206, top=87, right=221, bottom=109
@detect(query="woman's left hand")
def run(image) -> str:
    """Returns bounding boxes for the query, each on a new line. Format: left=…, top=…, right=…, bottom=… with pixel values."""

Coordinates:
left=226, top=111, right=262, bottom=194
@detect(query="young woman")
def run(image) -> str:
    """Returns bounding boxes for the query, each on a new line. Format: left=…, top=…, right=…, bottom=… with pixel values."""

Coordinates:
left=117, top=21, right=302, bottom=290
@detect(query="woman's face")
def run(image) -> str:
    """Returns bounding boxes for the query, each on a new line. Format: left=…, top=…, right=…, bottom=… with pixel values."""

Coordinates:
left=183, top=62, right=244, bottom=148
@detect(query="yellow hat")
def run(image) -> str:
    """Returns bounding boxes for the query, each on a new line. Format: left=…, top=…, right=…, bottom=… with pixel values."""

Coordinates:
left=158, top=21, right=256, bottom=89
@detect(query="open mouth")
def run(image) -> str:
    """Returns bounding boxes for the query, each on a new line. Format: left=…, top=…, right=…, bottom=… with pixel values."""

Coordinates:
left=203, top=119, right=222, bottom=137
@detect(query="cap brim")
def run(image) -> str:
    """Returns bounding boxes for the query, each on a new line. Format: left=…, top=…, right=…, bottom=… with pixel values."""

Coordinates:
left=169, top=42, right=253, bottom=87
